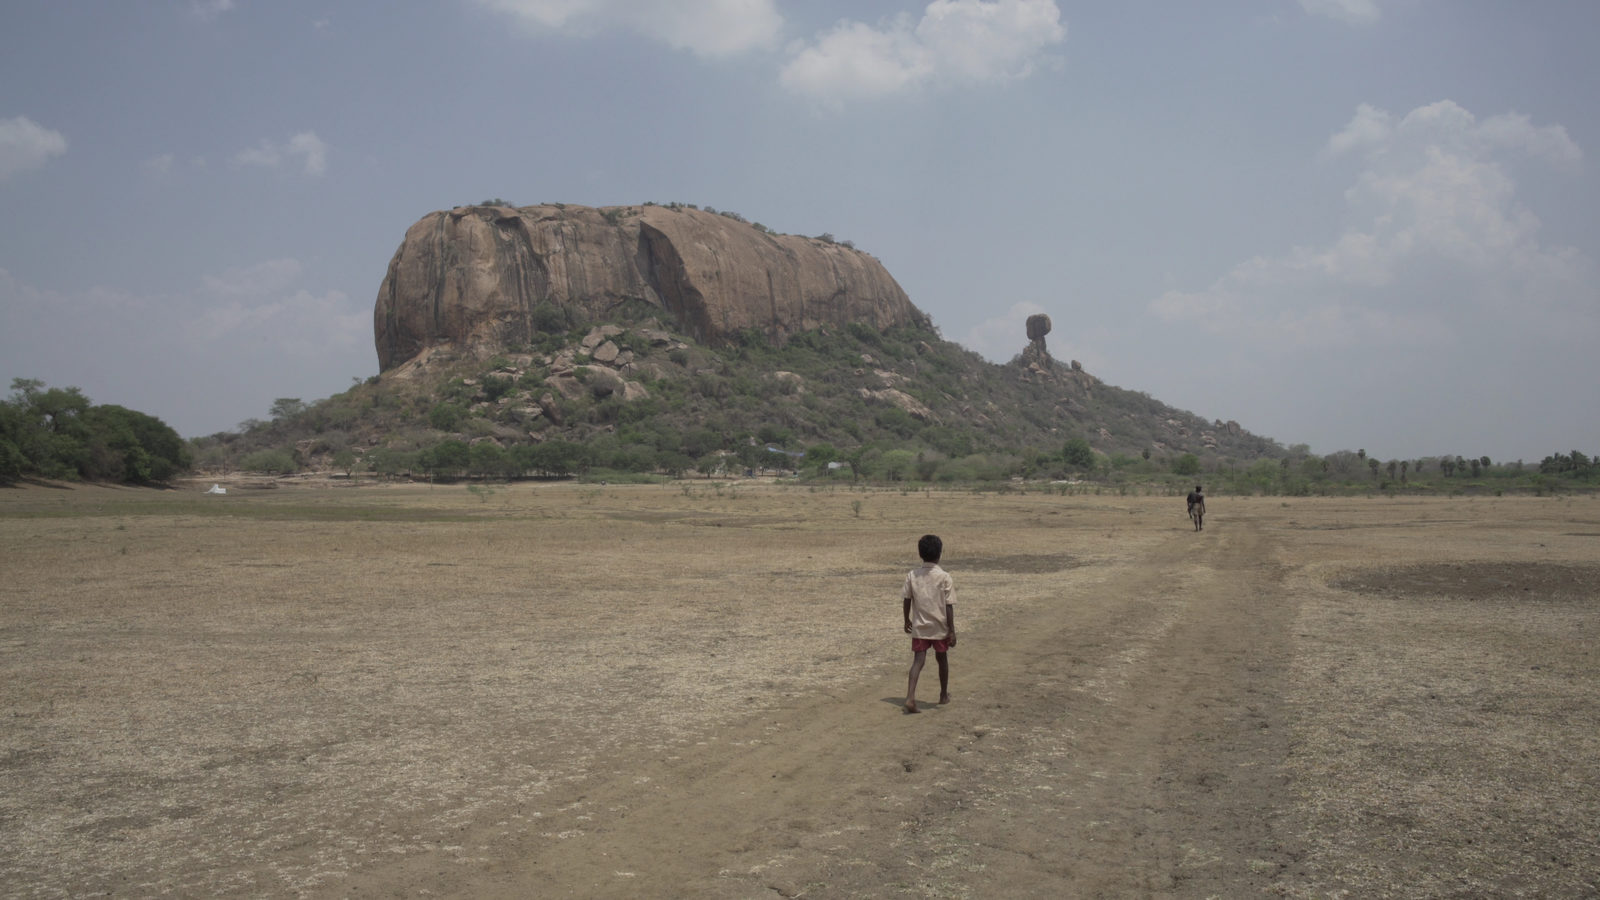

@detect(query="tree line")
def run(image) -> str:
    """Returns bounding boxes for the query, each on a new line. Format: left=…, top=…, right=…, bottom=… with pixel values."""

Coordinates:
left=0, top=379, right=191, bottom=486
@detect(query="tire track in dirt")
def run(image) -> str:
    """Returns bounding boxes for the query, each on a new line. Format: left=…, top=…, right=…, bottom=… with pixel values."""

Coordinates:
left=340, top=515, right=1301, bottom=898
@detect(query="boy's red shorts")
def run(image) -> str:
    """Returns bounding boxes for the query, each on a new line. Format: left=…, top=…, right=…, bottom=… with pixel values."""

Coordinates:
left=912, top=638, right=950, bottom=653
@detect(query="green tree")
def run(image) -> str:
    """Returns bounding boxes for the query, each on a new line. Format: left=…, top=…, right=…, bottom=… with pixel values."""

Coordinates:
left=1172, top=453, right=1201, bottom=476
left=521, top=440, right=588, bottom=476
left=481, top=376, right=514, bottom=403
left=81, top=405, right=188, bottom=484
left=1062, top=438, right=1095, bottom=470
left=0, top=438, right=24, bottom=485
left=269, top=398, right=307, bottom=420
left=842, top=447, right=868, bottom=482
left=3, top=380, right=186, bottom=484
left=469, top=442, right=509, bottom=477
left=881, top=449, right=915, bottom=481
left=420, top=440, right=470, bottom=476
left=429, top=402, right=467, bottom=432
left=7, top=379, right=90, bottom=478
left=366, top=447, right=415, bottom=478
left=239, top=448, right=297, bottom=474
left=657, top=450, right=694, bottom=478
left=804, top=443, right=838, bottom=471
left=332, top=448, right=358, bottom=476
left=531, top=301, right=568, bottom=334
left=734, top=441, right=767, bottom=475
left=683, top=426, right=721, bottom=458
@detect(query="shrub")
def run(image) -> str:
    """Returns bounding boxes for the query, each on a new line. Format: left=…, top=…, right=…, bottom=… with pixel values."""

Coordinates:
left=0, top=439, right=24, bottom=484
left=419, top=440, right=470, bottom=475
left=469, top=442, right=510, bottom=476
left=428, top=402, right=466, bottom=432
left=531, top=303, right=567, bottom=334
left=239, top=448, right=297, bottom=475
left=1062, top=438, right=1095, bottom=470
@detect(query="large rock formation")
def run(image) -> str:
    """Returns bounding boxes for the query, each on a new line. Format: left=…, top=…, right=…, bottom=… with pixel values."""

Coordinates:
left=1020, top=313, right=1054, bottom=372
left=374, top=203, right=928, bottom=371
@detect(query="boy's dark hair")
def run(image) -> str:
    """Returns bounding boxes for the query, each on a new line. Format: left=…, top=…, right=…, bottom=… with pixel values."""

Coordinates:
left=917, top=533, right=942, bottom=563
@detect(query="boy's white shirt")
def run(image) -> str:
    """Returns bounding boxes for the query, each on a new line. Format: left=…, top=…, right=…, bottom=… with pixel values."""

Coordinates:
left=904, top=563, right=955, bottom=639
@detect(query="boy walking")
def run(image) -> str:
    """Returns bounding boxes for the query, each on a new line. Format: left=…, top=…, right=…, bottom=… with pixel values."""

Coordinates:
left=1186, top=484, right=1206, bottom=531
left=902, top=534, right=956, bottom=714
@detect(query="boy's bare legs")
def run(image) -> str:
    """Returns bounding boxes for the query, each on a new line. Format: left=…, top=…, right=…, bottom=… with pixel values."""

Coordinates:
left=905, top=650, right=927, bottom=713
left=935, top=650, right=951, bottom=705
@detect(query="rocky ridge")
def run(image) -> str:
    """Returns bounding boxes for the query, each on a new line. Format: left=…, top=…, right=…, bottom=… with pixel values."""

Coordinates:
left=374, top=203, right=927, bottom=372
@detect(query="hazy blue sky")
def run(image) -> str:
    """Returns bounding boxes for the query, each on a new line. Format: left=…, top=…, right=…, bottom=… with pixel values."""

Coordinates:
left=3, top=0, right=1595, bottom=461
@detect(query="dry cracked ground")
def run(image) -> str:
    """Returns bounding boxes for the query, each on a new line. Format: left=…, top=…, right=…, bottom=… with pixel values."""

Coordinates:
left=2, top=481, right=1597, bottom=897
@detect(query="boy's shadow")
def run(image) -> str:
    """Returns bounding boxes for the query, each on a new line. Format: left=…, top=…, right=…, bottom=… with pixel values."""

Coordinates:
left=880, top=697, right=946, bottom=710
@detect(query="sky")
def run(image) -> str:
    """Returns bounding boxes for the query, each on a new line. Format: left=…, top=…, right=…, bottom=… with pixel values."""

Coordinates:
left=2, top=0, right=1596, bottom=462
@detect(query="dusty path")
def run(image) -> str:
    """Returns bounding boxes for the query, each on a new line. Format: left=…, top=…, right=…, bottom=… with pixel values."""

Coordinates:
left=344, top=515, right=1300, bottom=898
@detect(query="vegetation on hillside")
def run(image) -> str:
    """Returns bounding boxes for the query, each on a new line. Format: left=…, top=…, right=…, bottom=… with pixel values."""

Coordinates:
left=0, top=379, right=190, bottom=486
left=181, top=309, right=1600, bottom=495
left=190, top=307, right=1281, bottom=483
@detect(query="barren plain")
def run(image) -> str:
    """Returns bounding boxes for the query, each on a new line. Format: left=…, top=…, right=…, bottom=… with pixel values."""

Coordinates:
left=2, top=481, right=1596, bottom=898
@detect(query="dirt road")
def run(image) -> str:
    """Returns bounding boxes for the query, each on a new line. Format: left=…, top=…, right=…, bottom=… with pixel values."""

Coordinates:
left=349, top=507, right=1301, bottom=898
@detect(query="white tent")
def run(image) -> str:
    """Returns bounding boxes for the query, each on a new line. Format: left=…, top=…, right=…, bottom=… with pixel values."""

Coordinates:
left=205, top=484, right=227, bottom=495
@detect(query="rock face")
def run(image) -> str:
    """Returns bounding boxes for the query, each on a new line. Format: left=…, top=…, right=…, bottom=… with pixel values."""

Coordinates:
left=374, top=204, right=928, bottom=371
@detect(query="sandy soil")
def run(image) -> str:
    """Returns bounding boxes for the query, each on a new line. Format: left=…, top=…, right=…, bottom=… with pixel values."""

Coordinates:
left=2, top=482, right=1596, bottom=897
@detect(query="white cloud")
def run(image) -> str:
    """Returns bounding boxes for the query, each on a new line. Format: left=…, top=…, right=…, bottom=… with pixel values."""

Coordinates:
left=0, top=261, right=371, bottom=436
left=1328, top=100, right=1582, bottom=169
left=189, top=288, right=362, bottom=355
left=141, top=153, right=176, bottom=177
left=1297, top=0, right=1381, bottom=25
left=190, top=260, right=364, bottom=355
left=286, top=132, right=328, bottom=175
left=0, top=116, right=68, bottom=180
left=476, top=0, right=783, bottom=57
left=189, top=0, right=236, bottom=20
left=201, top=259, right=304, bottom=298
left=959, top=300, right=1047, bottom=362
left=1323, top=102, right=1391, bottom=158
left=781, top=0, right=1065, bottom=103
left=1154, top=101, right=1593, bottom=349
left=232, top=131, right=328, bottom=176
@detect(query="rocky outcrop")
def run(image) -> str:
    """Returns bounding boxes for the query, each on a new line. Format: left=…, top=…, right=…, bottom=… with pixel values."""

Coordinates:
left=1021, top=313, right=1053, bottom=372
left=373, top=204, right=928, bottom=371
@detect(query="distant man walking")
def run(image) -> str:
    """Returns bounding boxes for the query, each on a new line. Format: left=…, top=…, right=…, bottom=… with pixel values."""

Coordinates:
left=1186, top=485, right=1206, bottom=531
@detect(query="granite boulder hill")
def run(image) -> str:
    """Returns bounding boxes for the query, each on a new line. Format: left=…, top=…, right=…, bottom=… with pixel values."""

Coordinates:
left=374, top=204, right=928, bottom=372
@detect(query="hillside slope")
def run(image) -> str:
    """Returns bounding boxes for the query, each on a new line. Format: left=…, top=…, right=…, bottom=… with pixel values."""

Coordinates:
left=204, top=309, right=1282, bottom=480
